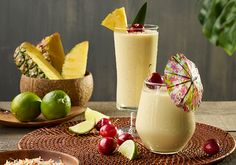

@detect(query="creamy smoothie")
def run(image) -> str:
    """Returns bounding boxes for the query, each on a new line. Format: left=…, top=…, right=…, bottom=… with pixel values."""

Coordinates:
left=136, top=83, right=195, bottom=154
left=114, top=26, right=158, bottom=110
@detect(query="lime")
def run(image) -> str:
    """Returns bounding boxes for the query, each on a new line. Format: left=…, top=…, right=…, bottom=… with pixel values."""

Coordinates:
left=85, top=107, right=109, bottom=123
left=118, top=140, right=138, bottom=160
left=41, top=90, right=71, bottom=120
left=69, top=120, right=95, bottom=134
left=11, top=92, right=41, bottom=122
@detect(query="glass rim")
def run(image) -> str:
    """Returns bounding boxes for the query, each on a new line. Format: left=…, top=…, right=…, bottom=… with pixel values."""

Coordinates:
left=114, top=24, right=159, bottom=31
left=144, top=79, right=166, bottom=87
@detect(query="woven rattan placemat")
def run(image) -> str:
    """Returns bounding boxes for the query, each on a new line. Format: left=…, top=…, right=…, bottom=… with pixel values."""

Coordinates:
left=18, top=117, right=235, bottom=164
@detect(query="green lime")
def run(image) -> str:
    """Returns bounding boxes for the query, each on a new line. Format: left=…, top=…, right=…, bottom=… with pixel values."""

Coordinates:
left=69, top=120, right=95, bottom=134
left=11, top=92, right=41, bottom=122
left=118, top=140, right=138, bottom=160
left=41, top=90, right=71, bottom=120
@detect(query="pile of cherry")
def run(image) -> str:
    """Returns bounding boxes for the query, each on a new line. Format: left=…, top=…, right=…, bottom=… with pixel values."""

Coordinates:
left=95, top=118, right=134, bottom=155
left=95, top=117, right=220, bottom=156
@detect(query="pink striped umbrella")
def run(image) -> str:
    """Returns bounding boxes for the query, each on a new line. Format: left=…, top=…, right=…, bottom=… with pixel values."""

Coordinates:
left=164, top=53, right=203, bottom=111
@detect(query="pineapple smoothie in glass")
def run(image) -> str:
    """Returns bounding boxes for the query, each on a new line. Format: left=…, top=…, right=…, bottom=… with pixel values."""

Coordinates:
left=101, top=3, right=159, bottom=111
left=136, top=80, right=195, bottom=154
left=136, top=54, right=203, bottom=154
left=114, top=25, right=158, bottom=110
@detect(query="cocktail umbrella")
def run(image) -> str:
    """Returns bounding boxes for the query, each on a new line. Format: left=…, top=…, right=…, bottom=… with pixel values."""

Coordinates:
left=164, top=53, right=203, bottom=111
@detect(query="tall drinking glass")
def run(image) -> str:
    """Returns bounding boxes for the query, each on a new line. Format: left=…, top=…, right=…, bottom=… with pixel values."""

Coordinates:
left=114, top=24, right=159, bottom=111
left=136, top=80, right=195, bottom=154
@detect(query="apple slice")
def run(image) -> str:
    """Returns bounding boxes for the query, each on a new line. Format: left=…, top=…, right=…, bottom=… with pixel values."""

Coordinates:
left=118, top=140, right=138, bottom=160
left=85, top=107, right=109, bottom=123
left=69, top=120, right=95, bottom=134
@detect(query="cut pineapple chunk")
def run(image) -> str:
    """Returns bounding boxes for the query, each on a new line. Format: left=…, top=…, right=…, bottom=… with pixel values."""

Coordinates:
left=37, top=32, right=65, bottom=73
left=21, top=42, right=63, bottom=80
left=101, top=7, right=128, bottom=31
left=62, top=41, right=89, bottom=79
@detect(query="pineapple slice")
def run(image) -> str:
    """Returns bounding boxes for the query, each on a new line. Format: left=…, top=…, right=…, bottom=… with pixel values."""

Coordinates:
left=13, top=46, right=48, bottom=78
left=62, top=41, right=89, bottom=79
left=101, top=7, right=128, bottom=31
left=37, top=32, right=65, bottom=73
left=21, top=42, right=63, bottom=80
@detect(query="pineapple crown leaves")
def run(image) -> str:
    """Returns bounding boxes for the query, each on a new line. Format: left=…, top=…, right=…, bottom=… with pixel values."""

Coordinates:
left=132, top=2, right=147, bottom=25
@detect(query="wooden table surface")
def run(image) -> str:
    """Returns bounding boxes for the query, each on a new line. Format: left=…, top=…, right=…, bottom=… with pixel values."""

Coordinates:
left=0, top=101, right=236, bottom=164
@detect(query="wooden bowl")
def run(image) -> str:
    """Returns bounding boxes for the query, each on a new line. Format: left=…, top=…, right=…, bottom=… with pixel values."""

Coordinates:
left=0, top=149, right=79, bottom=164
left=20, top=71, right=93, bottom=106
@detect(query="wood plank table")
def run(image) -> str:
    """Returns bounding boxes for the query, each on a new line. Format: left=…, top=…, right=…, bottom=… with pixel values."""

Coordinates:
left=0, top=101, right=236, bottom=164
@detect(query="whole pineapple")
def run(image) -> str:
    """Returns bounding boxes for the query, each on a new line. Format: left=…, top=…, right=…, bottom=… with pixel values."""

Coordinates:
left=13, top=46, right=49, bottom=78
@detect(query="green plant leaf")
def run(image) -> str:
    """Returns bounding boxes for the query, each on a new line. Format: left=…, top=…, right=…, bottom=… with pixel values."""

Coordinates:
left=199, top=0, right=212, bottom=25
left=216, top=0, right=236, bottom=55
left=132, top=2, right=147, bottom=25
left=199, top=0, right=236, bottom=55
left=202, top=0, right=228, bottom=44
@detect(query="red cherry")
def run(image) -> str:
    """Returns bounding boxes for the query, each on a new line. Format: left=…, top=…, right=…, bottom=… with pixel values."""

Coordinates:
left=98, top=137, right=117, bottom=155
left=203, top=139, right=220, bottom=155
left=95, top=118, right=111, bottom=131
left=148, top=72, right=163, bottom=84
left=128, top=24, right=144, bottom=33
left=117, top=132, right=134, bottom=145
left=99, top=124, right=118, bottom=137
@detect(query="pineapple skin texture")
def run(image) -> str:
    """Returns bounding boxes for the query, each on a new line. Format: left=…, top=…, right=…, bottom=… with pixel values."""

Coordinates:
left=62, top=41, right=89, bottom=79
left=13, top=46, right=47, bottom=78
left=21, top=42, right=63, bottom=80
left=101, top=7, right=127, bottom=31
left=37, top=32, right=65, bottom=73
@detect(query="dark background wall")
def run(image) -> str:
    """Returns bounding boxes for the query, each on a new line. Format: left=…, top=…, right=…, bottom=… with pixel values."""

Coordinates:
left=0, top=0, right=236, bottom=101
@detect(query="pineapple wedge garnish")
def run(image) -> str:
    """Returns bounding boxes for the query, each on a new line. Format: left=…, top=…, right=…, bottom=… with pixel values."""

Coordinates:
left=101, top=7, right=128, bottom=31
left=21, top=42, right=63, bottom=80
left=62, top=41, right=89, bottom=79
left=37, top=32, right=65, bottom=73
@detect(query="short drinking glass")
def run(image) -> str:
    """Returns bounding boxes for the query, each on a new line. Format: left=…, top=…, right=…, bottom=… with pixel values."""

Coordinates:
left=136, top=80, right=196, bottom=154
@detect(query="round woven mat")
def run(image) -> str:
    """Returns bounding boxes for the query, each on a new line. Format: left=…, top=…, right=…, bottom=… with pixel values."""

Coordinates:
left=18, top=117, right=235, bottom=165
